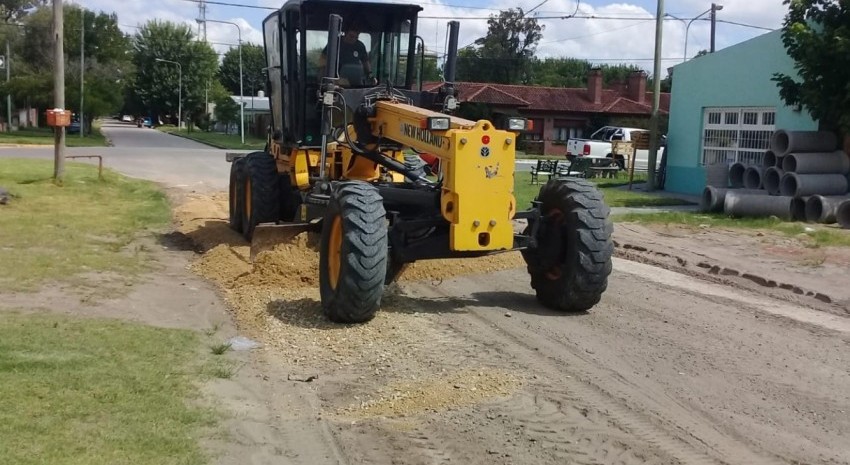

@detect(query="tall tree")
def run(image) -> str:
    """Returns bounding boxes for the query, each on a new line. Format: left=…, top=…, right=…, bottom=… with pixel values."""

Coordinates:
left=0, top=5, right=130, bottom=130
left=218, top=43, right=265, bottom=97
left=131, top=20, right=217, bottom=127
left=457, top=8, right=543, bottom=84
left=0, top=0, right=46, bottom=23
left=772, top=0, right=850, bottom=134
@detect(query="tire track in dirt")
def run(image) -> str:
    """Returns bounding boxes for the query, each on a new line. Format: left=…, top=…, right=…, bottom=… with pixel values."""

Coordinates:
left=404, top=278, right=787, bottom=465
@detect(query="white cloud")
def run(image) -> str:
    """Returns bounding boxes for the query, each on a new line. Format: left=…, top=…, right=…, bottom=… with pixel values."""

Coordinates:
left=70, top=0, right=787, bottom=73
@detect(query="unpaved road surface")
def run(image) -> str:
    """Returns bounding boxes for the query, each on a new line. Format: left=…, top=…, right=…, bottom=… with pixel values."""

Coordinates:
left=175, top=193, right=850, bottom=465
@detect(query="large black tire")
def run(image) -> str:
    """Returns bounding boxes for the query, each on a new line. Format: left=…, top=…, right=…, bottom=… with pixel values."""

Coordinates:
left=319, top=182, right=388, bottom=323
left=228, top=158, right=246, bottom=232
left=522, top=178, right=613, bottom=312
left=241, top=152, right=280, bottom=240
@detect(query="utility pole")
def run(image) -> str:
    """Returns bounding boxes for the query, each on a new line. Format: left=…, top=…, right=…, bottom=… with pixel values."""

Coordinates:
left=646, top=0, right=664, bottom=192
left=710, top=3, right=719, bottom=53
left=53, top=0, right=65, bottom=181
left=5, top=41, right=10, bottom=133
left=79, top=12, right=84, bottom=138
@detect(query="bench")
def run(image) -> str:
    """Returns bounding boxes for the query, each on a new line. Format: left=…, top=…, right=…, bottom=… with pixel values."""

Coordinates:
left=557, top=157, right=593, bottom=178
left=530, top=159, right=559, bottom=184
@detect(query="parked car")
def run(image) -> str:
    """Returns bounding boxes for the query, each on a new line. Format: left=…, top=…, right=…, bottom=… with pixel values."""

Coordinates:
left=121, top=115, right=133, bottom=123
left=67, top=120, right=81, bottom=134
left=137, top=117, right=152, bottom=128
left=566, top=126, right=665, bottom=172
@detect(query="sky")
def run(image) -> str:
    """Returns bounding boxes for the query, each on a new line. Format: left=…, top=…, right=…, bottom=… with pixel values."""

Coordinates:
left=70, top=0, right=788, bottom=78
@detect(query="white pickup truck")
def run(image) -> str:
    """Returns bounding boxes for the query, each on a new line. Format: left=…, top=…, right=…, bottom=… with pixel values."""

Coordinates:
left=565, top=126, right=664, bottom=171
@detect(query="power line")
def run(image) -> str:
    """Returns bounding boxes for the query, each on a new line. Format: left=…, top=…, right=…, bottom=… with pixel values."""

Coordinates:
left=179, top=0, right=275, bottom=10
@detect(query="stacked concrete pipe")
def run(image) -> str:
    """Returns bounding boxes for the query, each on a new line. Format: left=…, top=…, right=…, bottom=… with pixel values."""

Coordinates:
left=728, top=162, right=747, bottom=188
left=770, top=130, right=838, bottom=156
left=743, top=166, right=765, bottom=189
left=724, top=191, right=794, bottom=220
left=780, top=172, right=849, bottom=197
left=837, top=200, right=850, bottom=229
left=701, top=186, right=767, bottom=213
left=804, top=195, right=850, bottom=224
left=782, top=151, right=850, bottom=174
left=791, top=196, right=810, bottom=222
left=763, top=150, right=777, bottom=170
left=763, top=167, right=784, bottom=195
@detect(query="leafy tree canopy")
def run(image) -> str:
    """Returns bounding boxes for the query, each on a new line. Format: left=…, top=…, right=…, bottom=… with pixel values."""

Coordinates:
left=773, top=0, right=850, bottom=133
left=457, top=8, right=543, bottom=84
left=219, top=43, right=265, bottom=97
left=0, top=0, right=45, bottom=23
left=130, top=20, right=217, bottom=125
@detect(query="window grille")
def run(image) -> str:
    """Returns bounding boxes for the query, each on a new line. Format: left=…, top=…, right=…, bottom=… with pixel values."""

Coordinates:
left=702, top=107, right=776, bottom=166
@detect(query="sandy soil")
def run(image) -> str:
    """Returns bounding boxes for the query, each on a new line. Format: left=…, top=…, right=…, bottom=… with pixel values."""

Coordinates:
left=7, top=187, right=847, bottom=465
left=173, top=192, right=849, bottom=465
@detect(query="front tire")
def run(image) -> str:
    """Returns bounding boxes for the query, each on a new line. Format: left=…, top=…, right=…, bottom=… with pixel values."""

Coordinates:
left=240, top=152, right=280, bottom=240
left=228, top=158, right=246, bottom=232
left=522, top=178, right=613, bottom=312
left=319, top=182, right=388, bottom=323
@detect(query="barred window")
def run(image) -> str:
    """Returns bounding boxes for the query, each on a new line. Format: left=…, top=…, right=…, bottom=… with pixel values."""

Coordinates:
left=702, top=107, right=776, bottom=166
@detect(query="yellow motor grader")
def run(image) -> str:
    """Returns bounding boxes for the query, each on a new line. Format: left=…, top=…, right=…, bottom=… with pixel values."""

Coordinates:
left=227, top=0, right=613, bottom=323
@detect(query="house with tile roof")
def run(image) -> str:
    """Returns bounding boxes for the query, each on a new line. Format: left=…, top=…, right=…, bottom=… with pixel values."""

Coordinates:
left=425, top=69, right=670, bottom=156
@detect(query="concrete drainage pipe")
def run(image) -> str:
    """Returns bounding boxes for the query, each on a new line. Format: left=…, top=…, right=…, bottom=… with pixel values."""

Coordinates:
left=743, top=166, right=765, bottom=189
left=782, top=151, right=850, bottom=175
left=804, top=195, right=850, bottom=224
left=763, top=150, right=777, bottom=169
left=701, top=186, right=767, bottom=213
left=791, top=196, right=810, bottom=222
left=837, top=200, right=850, bottom=229
left=779, top=172, right=849, bottom=197
left=724, top=192, right=794, bottom=220
left=770, top=130, right=838, bottom=157
left=728, top=162, right=747, bottom=188
left=763, top=167, right=784, bottom=196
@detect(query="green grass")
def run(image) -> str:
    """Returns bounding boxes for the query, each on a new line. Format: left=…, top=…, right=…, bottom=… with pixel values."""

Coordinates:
left=0, top=313, right=216, bottom=465
left=514, top=171, right=693, bottom=210
left=0, top=125, right=109, bottom=147
left=0, top=158, right=171, bottom=290
left=158, top=126, right=266, bottom=150
left=614, top=211, right=850, bottom=247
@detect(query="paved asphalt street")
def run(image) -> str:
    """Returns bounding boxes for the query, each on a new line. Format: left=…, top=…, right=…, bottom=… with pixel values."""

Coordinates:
left=0, top=121, right=235, bottom=191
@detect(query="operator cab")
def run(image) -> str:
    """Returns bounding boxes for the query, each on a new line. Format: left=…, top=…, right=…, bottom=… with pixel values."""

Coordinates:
left=263, top=0, right=423, bottom=148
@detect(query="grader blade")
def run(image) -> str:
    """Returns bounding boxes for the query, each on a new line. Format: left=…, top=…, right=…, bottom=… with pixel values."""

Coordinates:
left=250, top=222, right=316, bottom=261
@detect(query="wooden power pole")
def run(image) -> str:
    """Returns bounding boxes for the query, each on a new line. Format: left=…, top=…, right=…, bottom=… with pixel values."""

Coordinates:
left=53, top=0, right=65, bottom=181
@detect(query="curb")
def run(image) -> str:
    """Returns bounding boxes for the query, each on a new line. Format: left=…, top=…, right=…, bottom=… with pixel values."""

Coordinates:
left=157, top=129, right=229, bottom=149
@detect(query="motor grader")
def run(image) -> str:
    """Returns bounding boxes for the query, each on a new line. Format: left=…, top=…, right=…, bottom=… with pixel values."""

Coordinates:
left=226, top=0, right=613, bottom=323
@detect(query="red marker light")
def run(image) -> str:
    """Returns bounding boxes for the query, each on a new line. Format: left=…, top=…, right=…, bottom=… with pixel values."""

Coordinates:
left=481, top=135, right=490, bottom=145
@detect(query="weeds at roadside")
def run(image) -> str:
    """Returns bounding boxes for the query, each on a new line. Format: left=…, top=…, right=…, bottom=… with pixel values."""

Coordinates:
left=209, top=342, right=232, bottom=355
left=614, top=211, right=850, bottom=248
left=201, top=359, right=241, bottom=379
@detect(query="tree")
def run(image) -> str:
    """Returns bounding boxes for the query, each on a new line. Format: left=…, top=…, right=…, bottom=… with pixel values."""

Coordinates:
left=773, top=0, right=850, bottom=134
left=0, top=5, right=130, bottom=130
left=214, top=93, right=240, bottom=135
left=0, top=0, right=46, bottom=23
left=130, top=20, right=218, bottom=127
left=457, top=8, right=543, bottom=84
left=219, top=43, right=265, bottom=98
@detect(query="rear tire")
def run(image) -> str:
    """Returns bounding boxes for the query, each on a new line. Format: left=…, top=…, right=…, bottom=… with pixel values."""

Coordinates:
left=522, top=178, right=613, bottom=312
left=228, top=158, right=246, bottom=232
left=241, top=152, right=280, bottom=240
left=319, top=182, right=388, bottom=323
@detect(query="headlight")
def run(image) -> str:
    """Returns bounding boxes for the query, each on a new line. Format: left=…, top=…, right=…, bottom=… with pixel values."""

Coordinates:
left=426, top=116, right=451, bottom=131
left=507, top=117, right=528, bottom=131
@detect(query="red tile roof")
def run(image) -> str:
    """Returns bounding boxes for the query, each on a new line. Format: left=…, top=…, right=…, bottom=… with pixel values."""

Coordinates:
left=424, top=81, right=669, bottom=115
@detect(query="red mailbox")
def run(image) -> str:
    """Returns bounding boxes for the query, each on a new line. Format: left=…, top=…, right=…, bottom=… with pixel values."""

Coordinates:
left=46, top=109, right=71, bottom=127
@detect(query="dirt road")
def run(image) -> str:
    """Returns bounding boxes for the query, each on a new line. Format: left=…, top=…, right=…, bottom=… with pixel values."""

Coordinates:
left=175, top=193, right=849, bottom=465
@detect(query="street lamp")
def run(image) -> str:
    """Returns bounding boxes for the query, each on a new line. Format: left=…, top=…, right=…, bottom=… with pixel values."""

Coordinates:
left=681, top=4, right=723, bottom=60
left=198, top=18, right=244, bottom=144
left=155, top=58, right=182, bottom=129
left=663, top=13, right=688, bottom=62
